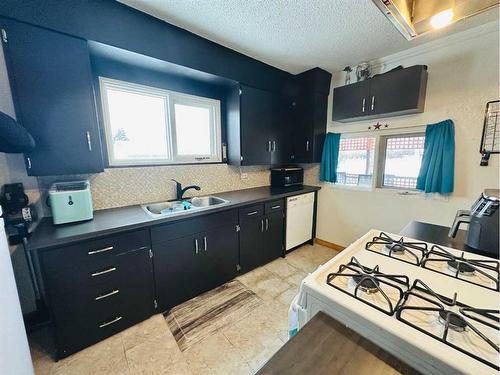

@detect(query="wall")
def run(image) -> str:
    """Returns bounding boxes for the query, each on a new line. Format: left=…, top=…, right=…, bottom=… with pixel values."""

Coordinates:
left=316, top=22, right=500, bottom=247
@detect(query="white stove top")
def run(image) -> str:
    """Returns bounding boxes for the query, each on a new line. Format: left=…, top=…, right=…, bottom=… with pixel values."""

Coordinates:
left=298, top=229, right=499, bottom=375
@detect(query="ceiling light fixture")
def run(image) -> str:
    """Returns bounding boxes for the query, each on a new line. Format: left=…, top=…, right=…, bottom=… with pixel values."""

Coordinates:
left=430, top=9, right=454, bottom=29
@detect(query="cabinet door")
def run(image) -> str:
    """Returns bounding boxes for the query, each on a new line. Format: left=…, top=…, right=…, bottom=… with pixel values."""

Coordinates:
left=199, top=224, right=238, bottom=291
left=153, top=235, right=202, bottom=311
left=368, top=65, right=427, bottom=116
left=239, top=210, right=265, bottom=273
left=292, top=95, right=313, bottom=163
left=331, top=81, right=370, bottom=121
left=263, top=210, right=284, bottom=263
left=240, top=85, right=273, bottom=165
left=271, top=94, right=293, bottom=165
left=0, top=18, right=103, bottom=175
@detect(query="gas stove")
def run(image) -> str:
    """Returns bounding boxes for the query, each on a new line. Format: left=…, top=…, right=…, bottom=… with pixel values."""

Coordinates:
left=296, top=229, right=500, bottom=375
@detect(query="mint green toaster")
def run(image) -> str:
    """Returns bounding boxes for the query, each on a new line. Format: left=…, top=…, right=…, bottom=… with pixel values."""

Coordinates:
left=49, top=180, right=93, bottom=225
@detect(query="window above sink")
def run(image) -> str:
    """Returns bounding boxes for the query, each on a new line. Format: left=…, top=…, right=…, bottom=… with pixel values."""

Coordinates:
left=99, top=77, right=222, bottom=166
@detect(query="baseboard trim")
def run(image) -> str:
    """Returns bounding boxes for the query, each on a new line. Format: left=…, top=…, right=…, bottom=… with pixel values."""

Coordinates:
left=315, top=238, right=345, bottom=252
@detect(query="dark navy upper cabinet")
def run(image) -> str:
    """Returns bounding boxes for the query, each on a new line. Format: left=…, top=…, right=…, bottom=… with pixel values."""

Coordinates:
left=226, top=84, right=293, bottom=166
left=1, top=18, right=103, bottom=175
left=332, top=65, right=428, bottom=122
left=292, top=68, right=332, bottom=163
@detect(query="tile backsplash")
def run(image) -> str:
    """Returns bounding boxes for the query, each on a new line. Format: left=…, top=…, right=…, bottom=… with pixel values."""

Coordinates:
left=38, top=164, right=320, bottom=211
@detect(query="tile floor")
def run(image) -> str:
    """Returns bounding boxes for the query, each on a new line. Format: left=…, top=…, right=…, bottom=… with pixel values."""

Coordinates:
left=30, top=243, right=339, bottom=375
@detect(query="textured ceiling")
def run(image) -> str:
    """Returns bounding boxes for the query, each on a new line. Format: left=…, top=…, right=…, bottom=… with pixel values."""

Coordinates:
left=118, top=0, right=498, bottom=74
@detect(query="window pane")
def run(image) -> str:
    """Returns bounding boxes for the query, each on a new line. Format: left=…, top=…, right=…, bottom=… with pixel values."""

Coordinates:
left=106, top=88, right=168, bottom=162
left=174, top=103, right=212, bottom=156
left=336, top=137, right=375, bottom=187
left=383, top=136, right=425, bottom=189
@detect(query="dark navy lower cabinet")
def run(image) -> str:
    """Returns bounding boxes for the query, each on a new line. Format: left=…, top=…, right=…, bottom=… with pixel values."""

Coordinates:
left=151, top=210, right=239, bottom=311
left=40, top=230, right=153, bottom=359
left=0, top=17, right=103, bottom=176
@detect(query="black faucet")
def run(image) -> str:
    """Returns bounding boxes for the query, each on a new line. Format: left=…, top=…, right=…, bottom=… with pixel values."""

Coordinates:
left=171, top=179, right=201, bottom=201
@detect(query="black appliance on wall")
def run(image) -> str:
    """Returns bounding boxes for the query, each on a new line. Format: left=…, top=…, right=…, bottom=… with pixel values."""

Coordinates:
left=449, top=189, right=499, bottom=257
left=271, top=167, right=304, bottom=188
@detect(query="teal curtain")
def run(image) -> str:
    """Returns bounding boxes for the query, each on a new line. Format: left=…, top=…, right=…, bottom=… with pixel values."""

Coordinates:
left=416, top=119, right=455, bottom=194
left=320, top=133, right=341, bottom=183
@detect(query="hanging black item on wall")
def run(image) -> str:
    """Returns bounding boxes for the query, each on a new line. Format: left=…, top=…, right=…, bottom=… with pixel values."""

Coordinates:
left=0, top=111, right=35, bottom=153
left=479, top=100, right=499, bottom=166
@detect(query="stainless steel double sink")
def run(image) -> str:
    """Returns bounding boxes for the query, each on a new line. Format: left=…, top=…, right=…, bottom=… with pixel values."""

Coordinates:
left=142, top=196, right=230, bottom=218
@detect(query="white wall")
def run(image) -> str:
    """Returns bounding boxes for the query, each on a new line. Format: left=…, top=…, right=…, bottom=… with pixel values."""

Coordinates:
left=317, top=22, right=500, bottom=247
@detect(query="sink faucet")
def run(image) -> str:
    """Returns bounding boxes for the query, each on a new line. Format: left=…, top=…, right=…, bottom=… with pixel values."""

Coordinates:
left=171, top=179, right=201, bottom=200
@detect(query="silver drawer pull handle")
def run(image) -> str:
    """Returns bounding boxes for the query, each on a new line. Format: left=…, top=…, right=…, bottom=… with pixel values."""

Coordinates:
left=195, top=239, right=199, bottom=254
left=203, top=236, right=207, bottom=251
left=91, top=267, right=116, bottom=277
left=247, top=211, right=258, bottom=216
left=271, top=205, right=281, bottom=209
left=265, top=218, right=269, bottom=231
left=88, top=246, right=114, bottom=255
left=95, top=289, right=120, bottom=301
left=99, top=316, right=122, bottom=328
left=261, top=219, right=264, bottom=232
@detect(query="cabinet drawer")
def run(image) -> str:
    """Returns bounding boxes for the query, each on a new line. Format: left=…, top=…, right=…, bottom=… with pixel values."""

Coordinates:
left=44, top=246, right=151, bottom=297
left=151, top=209, right=237, bottom=243
left=265, top=200, right=284, bottom=213
left=52, top=276, right=153, bottom=358
left=239, top=204, right=264, bottom=220
left=42, top=229, right=149, bottom=277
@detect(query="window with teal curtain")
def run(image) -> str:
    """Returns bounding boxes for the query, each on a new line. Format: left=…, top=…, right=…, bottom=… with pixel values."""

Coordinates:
left=416, top=119, right=455, bottom=194
left=320, top=133, right=341, bottom=183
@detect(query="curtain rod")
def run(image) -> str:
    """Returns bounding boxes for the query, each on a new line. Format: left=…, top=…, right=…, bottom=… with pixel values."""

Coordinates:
left=330, top=122, right=428, bottom=135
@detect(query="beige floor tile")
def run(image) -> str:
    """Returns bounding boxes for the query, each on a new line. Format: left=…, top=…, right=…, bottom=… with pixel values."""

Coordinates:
left=236, top=266, right=275, bottom=289
left=184, top=332, right=252, bottom=375
left=121, top=314, right=174, bottom=351
left=251, top=276, right=291, bottom=301
left=277, top=286, right=299, bottom=307
left=125, top=335, right=185, bottom=375
left=53, top=334, right=128, bottom=375
left=222, top=305, right=285, bottom=372
left=285, top=269, right=309, bottom=287
left=263, top=257, right=298, bottom=278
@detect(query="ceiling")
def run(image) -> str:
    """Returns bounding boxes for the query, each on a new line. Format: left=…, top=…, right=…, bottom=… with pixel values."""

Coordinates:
left=118, top=0, right=499, bottom=74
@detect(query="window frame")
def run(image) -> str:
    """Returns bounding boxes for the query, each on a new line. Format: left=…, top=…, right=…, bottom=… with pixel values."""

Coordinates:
left=376, top=132, right=426, bottom=190
left=330, top=128, right=426, bottom=193
left=99, top=77, right=222, bottom=167
left=334, top=133, right=377, bottom=191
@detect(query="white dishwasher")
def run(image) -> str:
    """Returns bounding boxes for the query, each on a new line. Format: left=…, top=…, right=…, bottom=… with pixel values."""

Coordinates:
left=286, top=192, right=315, bottom=251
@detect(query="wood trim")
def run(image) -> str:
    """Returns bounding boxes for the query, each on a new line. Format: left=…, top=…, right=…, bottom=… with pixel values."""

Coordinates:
left=314, top=238, right=345, bottom=252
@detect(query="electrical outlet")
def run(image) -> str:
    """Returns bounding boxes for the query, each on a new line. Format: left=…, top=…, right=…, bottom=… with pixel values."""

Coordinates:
left=240, top=172, right=248, bottom=180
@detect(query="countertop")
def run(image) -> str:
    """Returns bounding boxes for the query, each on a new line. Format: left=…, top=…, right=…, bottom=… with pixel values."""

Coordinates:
left=27, top=185, right=320, bottom=251
left=399, top=220, right=495, bottom=257
left=257, top=312, right=419, bottom=375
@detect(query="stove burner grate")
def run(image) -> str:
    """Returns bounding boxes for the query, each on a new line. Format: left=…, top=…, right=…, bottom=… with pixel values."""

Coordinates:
left=396, top=279, right=500, bottom=370
left=326, top=257, right=409, bottom=315
left=352, top=274, right=380, bottom=294
left=447, top=260, right=476, bottom=276
left=438, top=310, right=467, bottom=332
left=365, top=232, right=428, bottom=265
left=422, top=245, right=499, bottom=291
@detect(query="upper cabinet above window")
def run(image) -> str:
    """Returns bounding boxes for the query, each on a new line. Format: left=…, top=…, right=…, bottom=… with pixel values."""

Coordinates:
left=332, top=65, right=428, bottom=123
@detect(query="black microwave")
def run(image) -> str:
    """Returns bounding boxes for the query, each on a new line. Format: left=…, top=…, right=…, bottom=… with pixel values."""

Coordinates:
left=271, top=167, right=304, bottom=187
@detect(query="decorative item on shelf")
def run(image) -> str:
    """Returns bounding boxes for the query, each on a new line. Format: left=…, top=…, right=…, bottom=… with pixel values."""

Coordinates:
left=479, top=100, right=499, bottom=166
left=355, top=62, right=371, bottom=82
left=367, top=122, right=389, bottom=130
left=343, top=66, right=352, bottom=85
